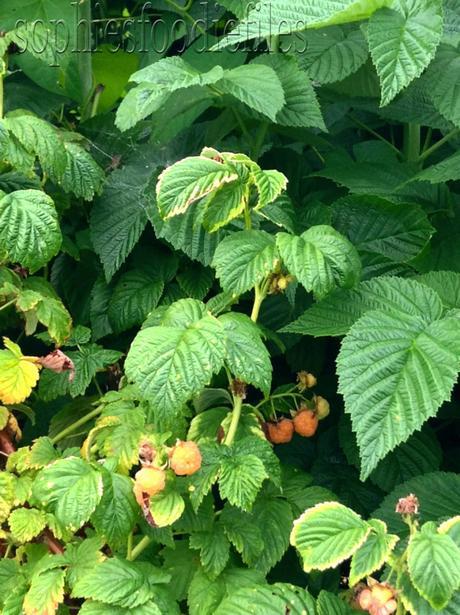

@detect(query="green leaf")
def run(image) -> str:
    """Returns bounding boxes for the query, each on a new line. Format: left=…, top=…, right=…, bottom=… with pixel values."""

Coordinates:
left=426, top=44, right=460, bottom=127
left=218, top=64, right=285, bottom=121
left=150, top=489, right=185, bottom=528
left=177, top=264, right=214, bottom=300
left=189, top=442, right=224, bottom=511
left=156, top=156, right=238, bottom=219
left=251, top=493, right=293, bottom=574
left=64, top=537, right=105, bottom=587
left=282, top=276, right=443, bottom=336
left=276, top=226, right=361, bottom=299
left=251, top=168, right=288, bottom=210
left=220, top=505, right=264, bottom=565
left=290, top=501, right=370, bottom=572
left=0, top=338, right=40, bottom=405
left=108, top=270, right=164, bottom=333
left=4, top=115, right=67, bottom=180
left=72, top=557, right=169, bottom=608
left=23, top=569, right=65, bottom=615
left=8, top=507, right=47, bottom=542
left=219, top=312, right=272, bottom=395
left=0, top=189, right=61, bottom=272
left=149, top=198, right=225, bottom=266
left=60, top=141, right=105, bottom=200
left=213, top=230, right=278, bottom=294
left=125, top=301, right=227, bottom=417
left=214, top=585, right=293, bottom=615
left=91, top=469, right=138, bottom=549
left=202, top=178, right=248, bottom=232
left=161, top=540, right=200, bottom=601
left=98, top=405, right=145, bottom=473
left=218, top=449, right=268, bottom=511
left=190, top=522, right=231, bottom=579
left=317, top=590, right=356, bottom=615
left=33, top=457, right=103, bottom=531
left=66, top=344, right=121, bottom=398
left=293, top=26, right=368, bottom=84
left=349, top=519, right=399, bottom=585
left=417, top=271, right=460, bottom=310
left=408, top=522, right=460, bottom=609
left=331, top=194, right=434, bottom=263
left=399, top=571, right=460, bottom=615
left=412, top=150, right=460, bottom=184
left=188, top=567, right=265, bottom=615
left=90, top=157, right=155, bottom=281
left=368, top=0, right=443, bottom=106
left=34, top=295, right=72, bottom=346
left=338, top=306, right=460, bottom=479
left=215, top=0, right=393, bottom=47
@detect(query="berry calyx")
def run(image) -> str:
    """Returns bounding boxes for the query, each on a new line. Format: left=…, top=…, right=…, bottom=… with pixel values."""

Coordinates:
left=293, top=409, right=318, bottom=437
left=169, top=440, right=202, bottom=476
left=134, top=466, right=166, bottom=497
left=267, top=418, right=294, bottom=444
left=315, top=395, right=330, bottom=419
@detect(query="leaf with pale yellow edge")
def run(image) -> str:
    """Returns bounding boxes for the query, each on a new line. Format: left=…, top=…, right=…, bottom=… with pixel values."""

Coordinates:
left=0, top=337, right=41, bottom=404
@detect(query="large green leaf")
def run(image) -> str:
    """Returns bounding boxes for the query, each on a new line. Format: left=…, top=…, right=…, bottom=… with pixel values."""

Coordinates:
left=218, top=448, right=268, bottom=511
left=4, top=114, right=67, bottom=180
left=407, top=522, right=460, bottom=610
left=417, top=271, right=460, bottom=310
left=412, top=150, right=460, bottom=184
left=217, top=64, right=285, bottom=121
left=32, top=457, right=103, bottom=531
left=108, top=269, right=164, bottom=333
left=91, top=469, right=138, bottom=549
left=90, top=157, right=155, bottom=281
left=125, top=300, right=227, bottom=417
left=349, top=519, right=398, bottom=586
left=282, top=276, right=444, bottom=336
left=72, top=558, right=169, bottom=608
left=368, top=0, right=443, bottom=106
left=0, top=189, right=61, bottom=272
left=190, top=522, right=230, bottom=579
left=215, top=0, right=393, bottom=46
left=156, top=156, right=238, bottom=219
left=331, top=195, right=434, bottom=263
left=290, top=501, right=370, bottom=572
left=293, top=25, right=368, bottom=84
left=427, top=44, right=460, bottom=127
left=60, top=141, right=105, bottom=200
left=338, top=306, right=460, bottom=479
left=8, top=507, right=47, bottom=543
left=213, top=230, right=278, bottom=295
left=23, top=569, right=66, bottom=615
left=276, top=226, right=361, bottom=299
left=219, top=312, right=272, bottom=395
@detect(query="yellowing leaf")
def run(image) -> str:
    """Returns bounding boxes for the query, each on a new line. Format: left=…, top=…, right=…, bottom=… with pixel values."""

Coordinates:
left=0, top=337, right=40, bottom=404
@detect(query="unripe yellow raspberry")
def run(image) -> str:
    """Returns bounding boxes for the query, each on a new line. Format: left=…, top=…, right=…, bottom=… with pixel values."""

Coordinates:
left=134, top=466, right=166, bottom=497
left=315, top=395, right=330, bottom=419
left=169, top=440, right=202, bottom=476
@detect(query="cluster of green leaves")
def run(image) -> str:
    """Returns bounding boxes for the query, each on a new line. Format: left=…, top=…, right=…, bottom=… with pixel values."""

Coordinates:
left=1, top=0, right=460, bottom=613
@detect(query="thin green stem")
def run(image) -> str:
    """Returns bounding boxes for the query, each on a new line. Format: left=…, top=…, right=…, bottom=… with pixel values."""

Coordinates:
left=77, top=0, right=94, bottom=120
left=126, top=531, right=133, bottom=560
left=244, top=204, right=252, bottom=230
left=93, top=376, right=103, bottom=397
left=128, top=535, right=152, bottom=561
left=250, top=285, right=265, bottom=322
left=349, top=115, right=402, bottom=158
left=3, top=543, right=12, bottom=559
left=232, top=108, right=253, bottom=147
left=223, top=395, right=243, bottom=446
left=421, top=126, right=432, bottom=154
left=50, top=406, right=102, bottom=445
left=0, top=299, right=15, bottom=312
left=403, top=123, right=420, bottom=163
left=268, top=35, right=280, bottom=53
left=418, top=127, right=460, bottom=163
left=90, top=84, right=104, bottom=118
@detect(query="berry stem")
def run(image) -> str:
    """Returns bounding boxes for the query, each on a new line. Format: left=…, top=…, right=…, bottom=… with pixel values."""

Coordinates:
left=224, top=395, right=243, bottom=446
left=127, top=535, right=152, bottom=561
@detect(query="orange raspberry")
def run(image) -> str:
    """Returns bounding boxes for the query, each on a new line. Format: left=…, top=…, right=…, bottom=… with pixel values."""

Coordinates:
left=315, top=395, right=330, bottom=419
left=267, top=418, right=294, bottom=444
left=358, top=588, right=373, bottom=610
left=169, top=440, right=202, bottom=476
left=134, top=466, right=166, bottom=497
left=293, top=409, right=318, bottom=437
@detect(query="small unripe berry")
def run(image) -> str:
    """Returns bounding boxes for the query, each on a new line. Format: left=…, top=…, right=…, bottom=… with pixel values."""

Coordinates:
left=315, top=395, right=330, bottom=419
left=169, top=440, right=202, bottom=476
left=267, top=418, right=294, bottom=444
left=134, top=466, right=166, bottom=496
left=293, top=409, right=318, bottom=437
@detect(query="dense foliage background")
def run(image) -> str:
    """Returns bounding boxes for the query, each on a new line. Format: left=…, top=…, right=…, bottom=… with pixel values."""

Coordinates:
left=1, top=0, right=460, bottom=613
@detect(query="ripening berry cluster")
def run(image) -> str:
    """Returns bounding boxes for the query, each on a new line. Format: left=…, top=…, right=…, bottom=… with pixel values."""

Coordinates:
left=266, top=394, right=330, bottom=445
left=133, top=440, right=202, bottom=505
left=357, top=582, right=397, bottom=615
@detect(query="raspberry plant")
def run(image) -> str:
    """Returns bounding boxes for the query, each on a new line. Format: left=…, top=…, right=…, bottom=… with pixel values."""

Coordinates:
left=1, top=0, right=460, bottom=613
